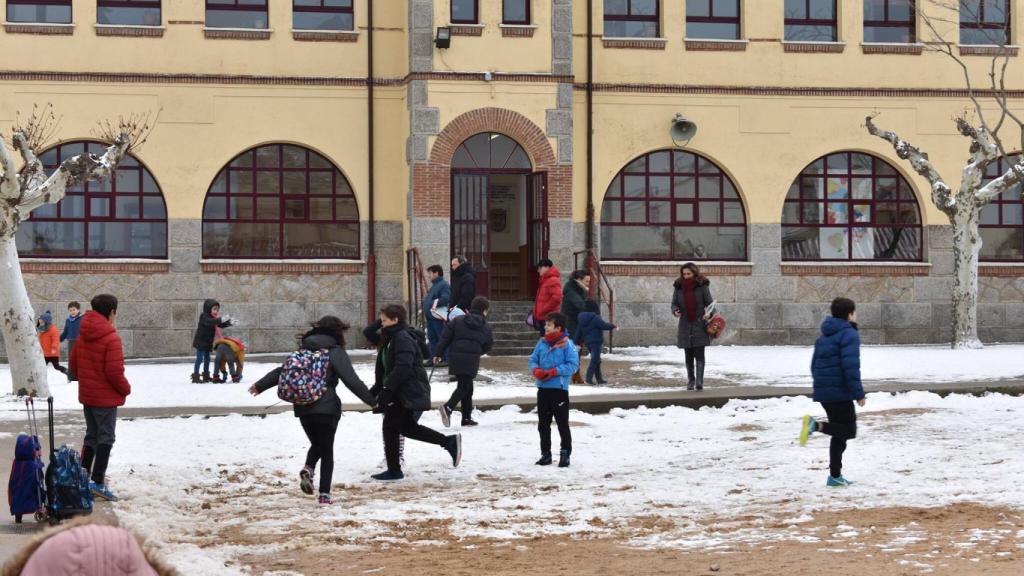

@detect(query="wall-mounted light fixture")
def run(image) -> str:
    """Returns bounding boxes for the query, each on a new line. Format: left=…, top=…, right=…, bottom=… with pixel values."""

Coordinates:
left=435, top=27, right=451, bottom=49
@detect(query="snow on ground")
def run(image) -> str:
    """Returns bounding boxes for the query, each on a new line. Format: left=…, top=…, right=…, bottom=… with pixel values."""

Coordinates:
left=107, top=391, right=1024, bottom=574
left=607, top=344, right=1024, bottom=386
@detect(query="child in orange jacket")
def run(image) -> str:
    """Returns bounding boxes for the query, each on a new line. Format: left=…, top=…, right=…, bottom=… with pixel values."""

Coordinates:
left=36, top=310, right=67, bottom=376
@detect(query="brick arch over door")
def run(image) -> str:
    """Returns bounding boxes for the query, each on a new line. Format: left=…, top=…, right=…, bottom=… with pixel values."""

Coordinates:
left=413, top=107, right=571, bottom=218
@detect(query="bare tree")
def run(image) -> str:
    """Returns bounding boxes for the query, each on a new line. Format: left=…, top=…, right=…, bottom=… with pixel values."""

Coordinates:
left=865, top=0, right=1024, bottom=348
left=0, top=106, right=152, bottom=395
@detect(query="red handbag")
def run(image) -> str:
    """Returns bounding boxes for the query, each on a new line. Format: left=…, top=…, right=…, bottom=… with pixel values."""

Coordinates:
left=706, top=314, right=726, bottom=339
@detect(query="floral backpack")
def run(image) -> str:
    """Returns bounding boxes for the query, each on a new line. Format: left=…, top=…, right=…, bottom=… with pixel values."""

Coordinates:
left=277, top=349, right=331, bottom=405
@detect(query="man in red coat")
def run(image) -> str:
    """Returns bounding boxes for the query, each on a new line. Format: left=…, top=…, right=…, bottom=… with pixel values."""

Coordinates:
left=533, top=259, right=562, bottom=337
left=69, top=294, right=131, bottom=502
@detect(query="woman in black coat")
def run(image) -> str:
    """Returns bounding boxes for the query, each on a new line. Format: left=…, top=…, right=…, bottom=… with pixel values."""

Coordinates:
left=671, top=263, right=713, bottom=391
left=250, top=316, right=375, bottom=506
left=449, top=255, right=477, bottom=312
left=434, top=297, right=494, bottom=427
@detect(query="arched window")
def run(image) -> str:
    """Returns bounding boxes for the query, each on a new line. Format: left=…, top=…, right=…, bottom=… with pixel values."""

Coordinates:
left=980, top=153, right=1024, bottom=261
left=451, top=132, right=531, bottom=170
left=16, top=141, right=167, bottom=258
left=202, top=144, right=359, bottom=259
left=600, top=150, right=747, bottom=260
left=782, top=152, right=922, bottom=261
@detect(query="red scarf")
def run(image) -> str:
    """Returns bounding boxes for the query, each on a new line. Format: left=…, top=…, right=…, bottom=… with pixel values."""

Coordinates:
left=544, top=330, right=566, bottom=347
left=680, top=278, right=698, bottom=322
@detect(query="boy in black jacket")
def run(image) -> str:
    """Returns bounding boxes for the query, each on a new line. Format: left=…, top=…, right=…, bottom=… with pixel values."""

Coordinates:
left=435, top=296, right=494, bottom=427
left=191, top=299, right=232, bottom=383
left=372, top=305, right=461, bottom=481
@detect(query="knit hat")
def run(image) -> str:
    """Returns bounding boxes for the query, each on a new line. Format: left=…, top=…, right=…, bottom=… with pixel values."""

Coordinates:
left=36, top=310, right=53, bottom=333
left=20, top=524, right=159, bottom=576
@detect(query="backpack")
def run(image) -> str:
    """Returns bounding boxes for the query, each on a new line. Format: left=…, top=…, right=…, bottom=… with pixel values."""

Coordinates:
left=277, top=349, right=331, bottom=405
left=46, top=445, right=93, bottom=519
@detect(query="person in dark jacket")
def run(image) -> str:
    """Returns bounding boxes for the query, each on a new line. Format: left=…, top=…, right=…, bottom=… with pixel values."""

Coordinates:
left=435, top=296, right=494, bottom=427
left=60, top=301, right=82, bottom=382
left=372, top=305, right=461, bottom=481
left=191, top=299, right=233, bottom=383
left=800, top=297, right=866, bottom=488
left=671, top=263, right=713, bottom=391
left=561, top=270, right=590, bottom=385
left=449, top=255, right=477, bottom=312
left=69, top=294, right=131, bottom=502
left=423, top=265, right=451, bottom=366
left=250, top=316, right=375, bottom=506
left=575, top=299, right=616, bottom=385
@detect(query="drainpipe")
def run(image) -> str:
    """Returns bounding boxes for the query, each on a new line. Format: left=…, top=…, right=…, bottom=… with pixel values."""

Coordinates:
left=585, top=0, right=595, bottom=255
left=366, top=0, right=377, bottom=326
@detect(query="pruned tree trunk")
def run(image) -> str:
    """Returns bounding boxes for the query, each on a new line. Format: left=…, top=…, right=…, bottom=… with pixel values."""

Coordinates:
left=950, top=207, right=983, bottom=349
left=0, top=233, right=49, bottom=396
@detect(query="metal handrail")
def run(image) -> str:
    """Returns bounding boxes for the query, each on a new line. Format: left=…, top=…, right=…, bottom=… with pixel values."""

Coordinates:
left=406, top=247, right=429, bottom=329
left=573, top=248, right=615, bottom=352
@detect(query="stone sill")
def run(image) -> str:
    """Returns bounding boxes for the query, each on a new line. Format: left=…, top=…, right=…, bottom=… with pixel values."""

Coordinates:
left=201, top=260, right=364, bottom=274
left=94, top=24, right=164, bottom=37
left=684, top=38, right=748, bottom=52
left=20, top=259, right=170, bottom=274
left=861, top=42, right=924, bottom=55
left=600, top=261, right=753, bottom=277
left=602, top=37, right=667, bottom=50
left=500, top=24, right=536, bottom=38
left=782, top=262, right=931, bottom=276
left=3, top=22, right=74, bottom=35
left=959, top=44, right=1019, bottom=57
left=204, top=27, right=272, bottom=40
left=783, top=41, right=845, bottom=53
left=979, top=263, right=1024, bottom=276
left=292, top=29, right=358, bottom=42
left=449, top=24, right=484, bottom=37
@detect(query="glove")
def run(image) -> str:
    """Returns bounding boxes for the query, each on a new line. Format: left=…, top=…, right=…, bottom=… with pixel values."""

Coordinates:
left=542, top=368, right=558, bottom=381
left=533, top=368, right=545, bottom=379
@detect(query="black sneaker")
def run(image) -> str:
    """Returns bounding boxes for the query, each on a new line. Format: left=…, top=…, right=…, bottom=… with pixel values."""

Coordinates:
left=423, top=359, right=434, bottom=368
left=461, top=419, right=479, bottom=427
left=444, top=434, right=462, bottom=467
left=299, top=466, right=314, bottom=495
left=439, top=405, right=452, bottom=428
left=436, top=361, right=449, bottom=368
left=535, top=452, right=552, bottom=466
left=558, top=449, right=571, bottom=468
left=371, top=470, right=405, bottom=481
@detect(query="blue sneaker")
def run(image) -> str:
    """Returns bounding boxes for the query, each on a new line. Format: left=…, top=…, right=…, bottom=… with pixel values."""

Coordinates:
left=90, top=482, right=119, bottom=502
left=826, top=475, right=853, bottom=488
left=799, top=414, right=817, bottom=447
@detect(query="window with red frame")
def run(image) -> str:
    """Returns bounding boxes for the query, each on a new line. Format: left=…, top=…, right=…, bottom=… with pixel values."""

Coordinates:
left=686, top=0, right=741, bottom=40
left=600, top=150, right=747, bottom=261
left=202, top=144, right=360, bottom=259
left=864, top=0, right=916, bottom=43
left=294, top=0, right=353, bottom=31
left=784, top=0, right=837, bottom=42
left=782, top=152, right=923, bottom=261
left=960, top=0, right=1010, bottom=45
left=604, top=0, right=659, bottom=38
left=503, top=0, right=530, bottom=25
left=979, top=154, right=1024, bottom=261
left=7, top=0, right=71, bottom=24
left=451, top=0, right=477, bottom=24
left=97, top=0, right=161, bottom=26
left=16, top=141, right=168, bottom=258
left=206, top=0, right=268, bottom=29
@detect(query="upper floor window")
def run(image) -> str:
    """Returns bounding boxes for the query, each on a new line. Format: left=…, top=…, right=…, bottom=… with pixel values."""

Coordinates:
left=451, top=0, right=478, bottom=24
left=604, top=0, right=659, bottom=38
left=17, top=141, right=168, bottom=259
left=979, top=154, right=1024, bottom=261
left=782, top=152, right=922, bottom=261
left=503, top=0, right=530, bottom=25
left=97, top=0, right=161, bottom=26
left=864, top=0, right=916, bottom=43
left=600, top=150, right=747, bottom=261
left=7, top=0, right=72, bottom=24
left=293, top=0, right=352, bottom=31
left=686, top=0, right=741, bottom=40
left=959, top=0, right=1010, bottom=45
left=784, top=0, right=837, bottom=42
left=206, top=0, right=268, bottom=29
left=202, top=144, right=360, bottom=259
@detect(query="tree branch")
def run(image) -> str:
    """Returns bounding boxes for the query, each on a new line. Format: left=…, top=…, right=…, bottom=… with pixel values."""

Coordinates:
left=976, top=159, right=1024, bottom=204
left=17, top=135, right=130, bottom=214
left=11, top=131, right=46, bottom=193
left=865, top=115, right=956, bottom=214
left=0, top=141, right=17, bottom=200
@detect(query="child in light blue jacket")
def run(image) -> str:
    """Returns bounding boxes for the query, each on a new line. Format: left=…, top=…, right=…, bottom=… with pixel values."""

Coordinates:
left=528, top=312, right=579, bottom=467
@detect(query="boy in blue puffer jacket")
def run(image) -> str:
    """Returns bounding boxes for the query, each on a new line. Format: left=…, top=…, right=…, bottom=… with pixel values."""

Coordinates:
left=800, top=297, right=866, bottom=488
left=528, top=312, right=579, bottom=468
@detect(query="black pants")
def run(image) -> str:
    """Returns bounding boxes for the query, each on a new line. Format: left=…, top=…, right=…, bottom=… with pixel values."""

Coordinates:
left=81, top=406, right=117, bottom=485
left=585, top=346, right=603, bottom=383
left=818, top=401, right=857, bottom=478
left=537, top=388, right=571, bottom=454
left=45, top=357, right=67, bottom=374
left=446, top=375, right=474, bottom=421
left=300, top=414, right=340, bottom=495
left=684, top=347, right=705, bottom=377
left=383, top=404, right=447, bottom=473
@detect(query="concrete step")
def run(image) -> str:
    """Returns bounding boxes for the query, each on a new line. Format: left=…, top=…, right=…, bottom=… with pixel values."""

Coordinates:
left=488, top=345, right=537, bottom=357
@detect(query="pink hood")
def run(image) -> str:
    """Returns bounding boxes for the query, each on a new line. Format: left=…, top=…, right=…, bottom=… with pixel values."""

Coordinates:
left=21, top=524, right=158, bottom=576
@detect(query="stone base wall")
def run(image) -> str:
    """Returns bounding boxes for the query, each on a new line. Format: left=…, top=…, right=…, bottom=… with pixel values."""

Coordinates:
left=604, top=224, right=1024, bottom=348
left=0, top=219, right=403, bottom=360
